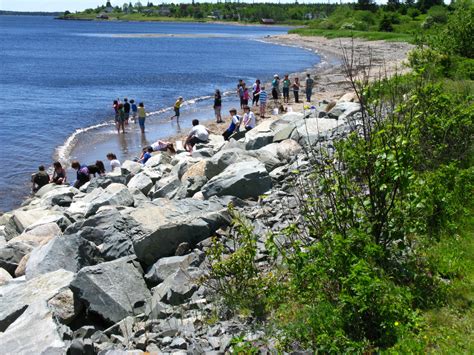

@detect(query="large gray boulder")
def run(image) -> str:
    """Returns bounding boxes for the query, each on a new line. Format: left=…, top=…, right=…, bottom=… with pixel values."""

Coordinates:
left=127, top=172, right=153, bottom=195
left=202, top=161, right=272, bottom=200
left=259, top=139, right=303, bottom=162
left=327, top=101, right=361, bottom=119
left=68, top=183, right=134, bottom=217
left=25, top=234, right=100, bottom=280
left=150, top=267, right=203, bottom=306
left=39, top=185, right=79, bottom=207
left=65, top=208, right=140, bottom=261
left=70, top=257, right=151, bottom=324
left=149, top=174, right=182, bottom=200
left=0, top=213, right=19, bottom=241
left=0, top=269, right=74, bottom=333
left=0, top=270, right=77, bottom=354
left=290, top=117, right=341, bottom=146
left=0, top=241, right=33, bottom=275
left=0, top=268, right=12, bottom=286
left=11, top=208, right=62, bottom=233
left=205, top=148, right=260, bottom=180
left=175, top=176, right=208, bottom=199
left=243, top=120, right=276, bottom=150
left=121, top=160, right=142, bottom=175
left=145, top=153, right=172, bottom=168
left=0, top=223, right=62, bottom=276
left=246, top=149, right=282, bottom=172
left=145, top=251, right=205, bottom=284
left=130, top=197, right=232, bottom=265
left=0, top=298, right=70, bottom=354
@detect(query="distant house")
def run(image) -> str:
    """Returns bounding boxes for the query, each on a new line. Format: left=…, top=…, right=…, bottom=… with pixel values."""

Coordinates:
left=158, top=6, right=171, bottom=16
left=104, top=6, right=114, bottom=13
left=304, top=13, right=313, bottom=20
left=261, top=18, right=275, bottom=25
left=96, top=13, right=109, bottom=19
left=211, top=10, right=222, bottom=19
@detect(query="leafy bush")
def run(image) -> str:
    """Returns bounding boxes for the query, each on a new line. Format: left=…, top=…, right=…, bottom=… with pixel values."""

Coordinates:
left=432, top=0, right=474, bottom=58
left=407, top=7, right=421, bottom=18
left=427, top=5, right=448, bottom=23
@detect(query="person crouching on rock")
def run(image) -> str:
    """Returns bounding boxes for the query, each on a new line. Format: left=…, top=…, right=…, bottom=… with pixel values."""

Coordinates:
left=31, top=165, right=50, bottom=193
left=87, top=160, right=106, bottom=177
left=138, top=147, right=153, bottom=165
left=223, top=108, right=241, bottom=141
left=185, top=119, right=210, bottom=153
left=242, top=105, right=256, bottom=131
left=71, top=161, right=90, bottom=189
left=51, top=161, right=67, bottom=185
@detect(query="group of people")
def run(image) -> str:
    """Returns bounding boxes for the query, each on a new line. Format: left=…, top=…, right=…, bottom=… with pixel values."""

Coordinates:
left=183, top=103, right=257, bottom=154
left=31, top=73, right=316, bottom=193
left=113, top=98, right=147, bottom=134
left=31, top=153, right=122, bottom=193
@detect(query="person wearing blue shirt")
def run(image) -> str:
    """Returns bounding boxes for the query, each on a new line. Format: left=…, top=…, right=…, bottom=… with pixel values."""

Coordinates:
left=138, top=147, right=153, bottom=165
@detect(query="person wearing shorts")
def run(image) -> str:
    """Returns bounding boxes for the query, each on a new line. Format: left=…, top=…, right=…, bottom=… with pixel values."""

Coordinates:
left=185, top=119, right=210, bottom=152
left=170, top=96, right=183, bottom=120
left=214, top=89, right=222, bottom=123
left=138, top=102, right=146, bottom=134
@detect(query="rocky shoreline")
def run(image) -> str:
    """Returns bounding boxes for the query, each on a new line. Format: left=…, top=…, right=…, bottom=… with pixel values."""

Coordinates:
left=0, top=34, right=414, bottom=353
left=0, top=96, right=363, bottom=353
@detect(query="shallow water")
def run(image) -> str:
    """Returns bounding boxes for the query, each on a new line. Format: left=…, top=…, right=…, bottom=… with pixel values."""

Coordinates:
left=0, top=16, right=319, bottom=212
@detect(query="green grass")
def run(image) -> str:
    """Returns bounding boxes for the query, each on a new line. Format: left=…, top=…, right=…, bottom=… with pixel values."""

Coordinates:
left=289, top=27, right=415, bottom=43
left=387, top=212, right=474, bottom=353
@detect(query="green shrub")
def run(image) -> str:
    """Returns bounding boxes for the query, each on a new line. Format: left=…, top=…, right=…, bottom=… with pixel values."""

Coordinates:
left=427, top=4, right=448, bottom=23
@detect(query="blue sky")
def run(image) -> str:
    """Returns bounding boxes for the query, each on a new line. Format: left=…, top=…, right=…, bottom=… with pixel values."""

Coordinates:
left=1, top=0, right=377, bottom=12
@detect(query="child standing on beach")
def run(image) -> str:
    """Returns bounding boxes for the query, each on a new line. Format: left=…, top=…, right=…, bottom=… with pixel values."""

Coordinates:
left=130, top=99, right=138, bottom=122
left=116, top=103, right=126, bottom=134
left=138, top=102, right=146, bottom=134
left=242, top=85, right=249, bottom=107
left=213, top=89, right=222, bottom=123
left=252, top=79, right=261, bottom=106
left=292, top=77, right=301, bottom=103
left=258, top=86, right=268, bottom=118
left=170, top=97, right=184, bottom=120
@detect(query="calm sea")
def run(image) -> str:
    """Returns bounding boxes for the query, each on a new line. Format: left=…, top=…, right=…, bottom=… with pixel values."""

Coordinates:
left=0, top=16, right=319, bottom=212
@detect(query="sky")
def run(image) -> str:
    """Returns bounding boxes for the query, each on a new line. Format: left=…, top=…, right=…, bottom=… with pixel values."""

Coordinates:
left=0, top=0, right=382, bottom=12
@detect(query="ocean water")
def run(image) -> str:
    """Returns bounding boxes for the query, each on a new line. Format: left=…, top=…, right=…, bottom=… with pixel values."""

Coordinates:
left=0, top=16, right=320, bottom=212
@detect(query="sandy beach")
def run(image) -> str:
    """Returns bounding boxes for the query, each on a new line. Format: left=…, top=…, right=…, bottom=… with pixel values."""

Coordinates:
left=167, top=34, right=414, bottom=146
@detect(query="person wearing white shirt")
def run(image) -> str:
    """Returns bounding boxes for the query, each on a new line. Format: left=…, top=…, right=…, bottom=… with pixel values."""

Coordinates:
left=242, top=105, right=256, bottom=131
left=185, top=119, right=210, bottom=152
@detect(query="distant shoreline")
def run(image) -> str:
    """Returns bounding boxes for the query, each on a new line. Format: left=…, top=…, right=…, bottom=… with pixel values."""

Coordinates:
left=56, top=14, right=300, bottom=28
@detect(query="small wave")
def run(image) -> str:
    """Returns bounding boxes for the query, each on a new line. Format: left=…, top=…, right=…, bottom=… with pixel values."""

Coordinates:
left=55, top=93, right=217, bottom=163
left=55, top=121, right=113, bottom=163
